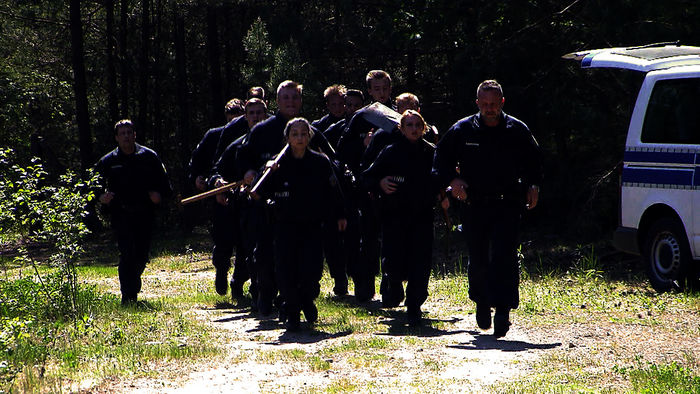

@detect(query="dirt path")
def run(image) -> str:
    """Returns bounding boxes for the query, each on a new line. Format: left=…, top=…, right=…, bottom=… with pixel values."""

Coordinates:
left=92, top=256, right=699, bottom=393
left=109, top=296, right=564, bottom=393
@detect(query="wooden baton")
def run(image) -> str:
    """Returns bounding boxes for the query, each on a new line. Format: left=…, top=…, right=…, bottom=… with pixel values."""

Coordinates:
left=180, top=180, right=242, bottom=205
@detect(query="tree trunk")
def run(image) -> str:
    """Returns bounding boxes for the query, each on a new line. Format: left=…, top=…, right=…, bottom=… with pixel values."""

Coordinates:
left=106, top=0, right=119, bottom=123
left=138, top=0, right=150, bottom=143
left=69, top=0, right=93, bottom=169
left=206, top=5, right=223, bottom=125
left=119, top=0, right=129, bottom=118
left=151, top=0, right=162, bottom=150
left=174, top=5, right=190, bottom=158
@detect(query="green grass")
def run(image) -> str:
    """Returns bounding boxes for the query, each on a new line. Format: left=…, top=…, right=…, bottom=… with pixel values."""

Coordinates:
left=2, top=234, right=699, bottom=392
left=620, top=359, right=700, bottom=393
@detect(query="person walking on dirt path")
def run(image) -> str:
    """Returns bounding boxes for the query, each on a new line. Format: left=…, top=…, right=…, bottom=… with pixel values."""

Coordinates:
left=251, top=118, right=347, bottom=331
left=433, top=80, right=542, bottom=337
left=187, top=98, right=246, bottom=298
left=96, top=119, right=171, bottom=306
left=361, top=110, right=438, bottom=326
left=208, top=98, right=268, bottom=301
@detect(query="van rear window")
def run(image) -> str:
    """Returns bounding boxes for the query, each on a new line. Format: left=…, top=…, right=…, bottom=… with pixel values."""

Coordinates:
left=641, top=78, right=700, bottom=144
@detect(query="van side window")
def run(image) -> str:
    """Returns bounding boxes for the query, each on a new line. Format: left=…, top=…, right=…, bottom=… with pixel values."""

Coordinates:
left=641, top=78, right=700, bottom=144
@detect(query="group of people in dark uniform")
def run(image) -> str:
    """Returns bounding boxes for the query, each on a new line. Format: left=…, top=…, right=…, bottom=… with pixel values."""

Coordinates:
left=95, top=70, right=542, bottom=337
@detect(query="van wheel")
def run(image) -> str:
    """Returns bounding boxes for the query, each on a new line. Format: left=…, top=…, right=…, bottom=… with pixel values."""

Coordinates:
left=642, top=217, right=690, bottom=292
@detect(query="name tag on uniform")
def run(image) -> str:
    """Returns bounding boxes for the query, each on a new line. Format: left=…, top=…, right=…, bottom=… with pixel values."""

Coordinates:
left=465, top=142, right=480, bottom=146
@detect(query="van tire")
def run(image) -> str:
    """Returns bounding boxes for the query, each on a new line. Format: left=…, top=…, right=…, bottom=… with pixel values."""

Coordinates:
left=642, top=217, right=690, bottom=292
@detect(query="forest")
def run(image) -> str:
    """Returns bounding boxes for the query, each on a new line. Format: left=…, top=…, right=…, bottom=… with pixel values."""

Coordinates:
left=3, top=0, right=700, bottom=239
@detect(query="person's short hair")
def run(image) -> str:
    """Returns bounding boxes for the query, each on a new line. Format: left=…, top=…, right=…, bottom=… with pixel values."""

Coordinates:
left=365, top=70, right=391, bottom=89
left=247, top=86, right=266, bottom=100
left=477, top=80, right=503, bottom=98
left=345, top=89, right=364, bottom=102
left=114, top=119, right=134, bottom=135
left=283, top=117, right=314, bottom=140
left=399, top=110, right=427, bottom=135
left=276, top=80, right=303, bottom=97
left=323, top=84, right=347, bottom=100
left=396, top=92, right=420, bottom=108
left=245, top=97, right=267, bottom=111
left=225, top=98, right=244, bottom=116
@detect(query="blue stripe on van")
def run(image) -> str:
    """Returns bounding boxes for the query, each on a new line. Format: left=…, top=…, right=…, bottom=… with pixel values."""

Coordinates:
left=581, top=53, right=594, bottom=68
left=622, top=167, right=694, bottom=186
left=623, top=151, right=696, bottom=165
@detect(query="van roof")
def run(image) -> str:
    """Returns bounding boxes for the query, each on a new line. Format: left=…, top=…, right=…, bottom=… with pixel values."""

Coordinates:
left=563, top=44, right=700, bottom=72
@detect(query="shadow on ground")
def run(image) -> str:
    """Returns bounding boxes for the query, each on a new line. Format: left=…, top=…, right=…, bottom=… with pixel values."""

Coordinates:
left=449, top=331, right=561, bottom=352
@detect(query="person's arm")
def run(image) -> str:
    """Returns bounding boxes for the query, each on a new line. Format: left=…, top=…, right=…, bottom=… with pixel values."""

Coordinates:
left=149, top=150, right=172, bottom=204
left=322, top=158, right=348, bottom=232
left=433, top=122, right=466, bottom=200
left=361, top=146, right=395, bottom=195
left=188, top=128, right=220, bottom=191
left=521, top=125, right=543, bottom=210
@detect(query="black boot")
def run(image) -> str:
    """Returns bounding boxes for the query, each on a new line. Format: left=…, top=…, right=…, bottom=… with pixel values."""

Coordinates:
left=286, top=308, right=300, bottom=332
left=333, top=275, right=348, bottom=296
left=230, top=279, right=244, bottom=300
left=121, top=294, right=137, bottom=307
left=215, top=267, right=229, bottom=295
left=407, top=305, right=422, bottom=327
left=493, top=307, right=511, bottom=338
left=382, top=279, right=404, bottom=308
left=302, top=301, right=318, bottom=324
left=476, top=303, right=492, bottom=330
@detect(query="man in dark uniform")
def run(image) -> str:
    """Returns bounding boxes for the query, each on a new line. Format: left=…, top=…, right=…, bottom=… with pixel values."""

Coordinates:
left=188, top=98, right=243, bottom=193
left=335, top=70, right=396, bottom=303
left=207, top=98, right=267, bottom=299
left=188, top=98, right=245, bottom=296
left=317, top=89, right=365, bottom=297
left=208, top=98, right=268, bottom=300
left=433, top=80, right=542, bottom=337
left=312, top=84, right=346, bottom=134
left=96, top=119, right=171, bottom=306
left=323, top=89, right=365, bottom=149
left=238, top=80, right=305, bottom=316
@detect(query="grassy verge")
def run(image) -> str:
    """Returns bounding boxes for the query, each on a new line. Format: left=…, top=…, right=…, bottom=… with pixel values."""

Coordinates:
left=1, top=233, right=698, bottom=392
left=0, top=240, right=221, bottom=392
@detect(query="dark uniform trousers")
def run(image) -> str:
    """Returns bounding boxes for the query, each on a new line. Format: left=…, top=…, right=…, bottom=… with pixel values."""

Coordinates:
left=211, top=197, right=249, bottom=286
left=460, top=197, right=521, bottom=310
left=322, top=219, right=346, bottom=287
left=381, top=212, right=433, bottom=309
left=237, top=197, right=258, bottom=300
left=251, top=201, right=277, bottom=311
left=114, top=209, right=153, bottom=298
left=356, top=195, right=381, bottom=299
left=274, top=221, right=324, bottom=317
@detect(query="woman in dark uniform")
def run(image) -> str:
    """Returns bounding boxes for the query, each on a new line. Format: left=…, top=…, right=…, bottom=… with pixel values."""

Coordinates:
left=254, top=118, right=347, bottom=331
left=361, top=110, right=438, bottom=326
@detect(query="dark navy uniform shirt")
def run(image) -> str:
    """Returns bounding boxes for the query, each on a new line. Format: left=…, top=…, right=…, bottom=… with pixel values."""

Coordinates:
left=188, top=125, right=225, bottom=186
left=433, top=112, right=542, bottom=199
left=257, top=149, right=346, bottom=224
left=362, top=136, right=437, bottom=216
left=312, top=113, right=343, bottom=137
left=95, top=143, right=171, bottom=213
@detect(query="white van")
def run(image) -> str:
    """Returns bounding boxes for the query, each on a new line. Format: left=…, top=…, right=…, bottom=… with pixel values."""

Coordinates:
left=566, top=43, right=700, bottom=292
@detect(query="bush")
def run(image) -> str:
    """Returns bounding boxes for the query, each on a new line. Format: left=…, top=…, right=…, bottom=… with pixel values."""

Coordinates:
left=0, top=147, right=100, bottom=387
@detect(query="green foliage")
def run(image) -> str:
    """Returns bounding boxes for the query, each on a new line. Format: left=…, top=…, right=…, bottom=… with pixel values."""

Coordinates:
left=241, top=17, right=273, bottom=89
left=4, top=0, right=700, bottom=239
left=615, top=359, right=700, bottom=393
left=0, top=147, right=101, bottom=388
